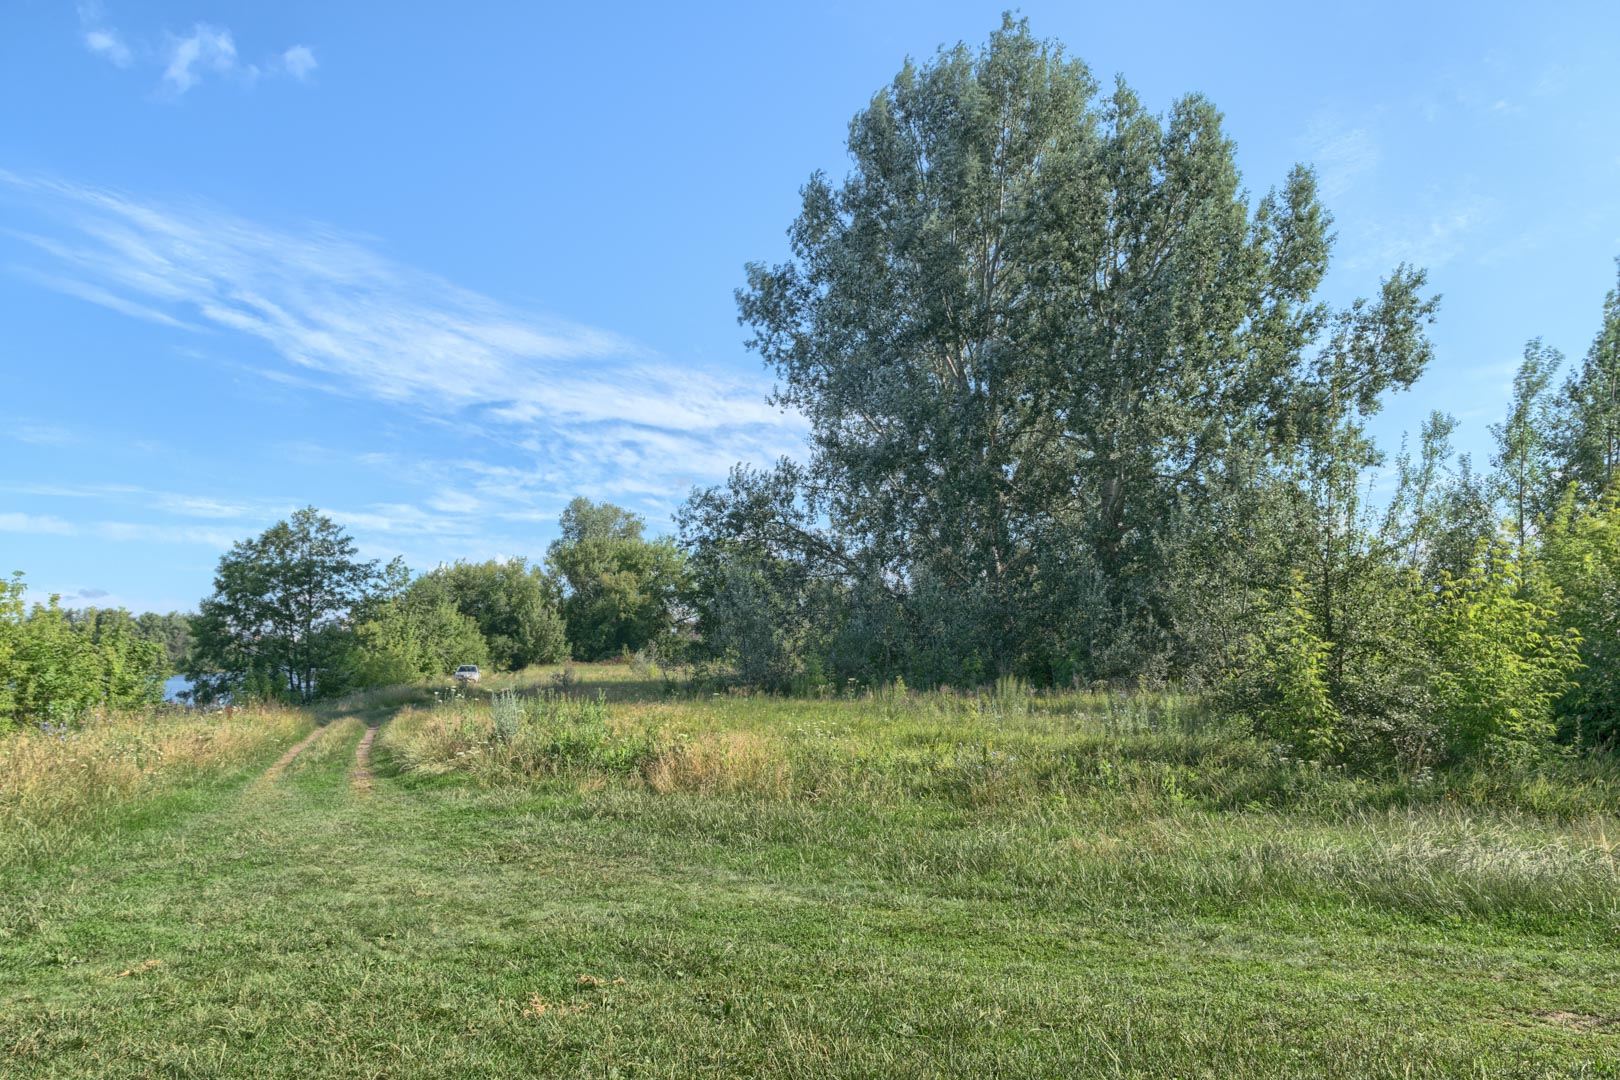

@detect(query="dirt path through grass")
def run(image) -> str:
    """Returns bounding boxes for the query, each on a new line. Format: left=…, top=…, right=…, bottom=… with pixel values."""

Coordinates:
left=247, top=722, right=328, bottom=788
left=351, top=724, right=377, bottom=793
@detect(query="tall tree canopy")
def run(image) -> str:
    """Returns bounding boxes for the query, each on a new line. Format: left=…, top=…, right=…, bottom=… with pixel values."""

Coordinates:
left=692, top=16, right=1436, bottom=685
left=1555, top=260, right=1620, bottom=504
left=187, top=508, right=380, bottom=702
left=547, top=498, right=688, bottom=661
left=417, top=558, right=567, bottom=671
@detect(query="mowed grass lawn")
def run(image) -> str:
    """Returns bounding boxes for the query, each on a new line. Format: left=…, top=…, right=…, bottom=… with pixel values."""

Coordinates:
left=3, top=668, right=1619, bottom=1078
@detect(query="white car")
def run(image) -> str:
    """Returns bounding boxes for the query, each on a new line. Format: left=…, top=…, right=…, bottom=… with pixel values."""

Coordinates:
left=453, top=664, right=481, bottom=684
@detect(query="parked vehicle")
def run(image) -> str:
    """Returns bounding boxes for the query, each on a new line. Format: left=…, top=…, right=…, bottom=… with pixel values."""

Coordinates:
left=453, top=664, right=481, bottom=684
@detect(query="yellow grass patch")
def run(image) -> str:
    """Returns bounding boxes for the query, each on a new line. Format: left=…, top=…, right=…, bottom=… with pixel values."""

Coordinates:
left=0, top=706, right=310, bottom=843
left=645, top=730, right=792, bottom=797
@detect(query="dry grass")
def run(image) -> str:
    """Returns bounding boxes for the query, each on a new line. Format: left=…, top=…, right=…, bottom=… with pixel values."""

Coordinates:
left=645, top=731, right=793, bottom=797
left=0, top=706, right=310, bottom=862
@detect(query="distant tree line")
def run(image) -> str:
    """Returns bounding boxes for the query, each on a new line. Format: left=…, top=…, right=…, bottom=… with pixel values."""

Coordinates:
left=173, top=499, right=687, bottom=705
left=2, top=496, right=690, bottom=724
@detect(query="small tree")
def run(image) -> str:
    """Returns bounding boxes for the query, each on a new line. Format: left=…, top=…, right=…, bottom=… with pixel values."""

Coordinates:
left=1224, top=571, right=1341, bottom=759
left=1491, top=340, right=1563, bottom=549
left=1538, top=488, right=1620, bottom=748
left=187, top=508, right=380, bottom=702
left=1425, top=542, right=1581, bottom=761
left=1554, top=260, right=1620, bottom=505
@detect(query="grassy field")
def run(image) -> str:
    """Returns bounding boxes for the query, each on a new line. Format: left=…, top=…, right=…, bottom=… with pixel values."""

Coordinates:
left=3, top=666, right=1619, bottom=1077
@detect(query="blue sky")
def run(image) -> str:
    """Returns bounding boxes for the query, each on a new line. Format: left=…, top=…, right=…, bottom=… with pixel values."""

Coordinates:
left=2, top=1, right=1618, bottom=613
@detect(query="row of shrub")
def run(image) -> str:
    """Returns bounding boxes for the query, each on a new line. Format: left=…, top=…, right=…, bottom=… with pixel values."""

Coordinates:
left=0, top=573, right=168, bottom=732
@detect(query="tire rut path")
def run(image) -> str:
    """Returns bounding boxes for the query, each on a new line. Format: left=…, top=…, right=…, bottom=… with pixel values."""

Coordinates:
left=352, top=725, right=378, bottom=793
left=251, top=725, right=327, bottom=789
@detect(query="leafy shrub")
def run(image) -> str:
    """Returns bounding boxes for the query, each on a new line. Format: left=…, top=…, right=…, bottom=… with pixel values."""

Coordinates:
left=1425, top=543, right=1580, bottom=761
left=1221, top=546, right=1581, bottom=766
left=1, top=574, right=167, bottom=730
left=1538, top=489, right=1620, bottom=748
left=1220, top=572, right=1341, bottom=759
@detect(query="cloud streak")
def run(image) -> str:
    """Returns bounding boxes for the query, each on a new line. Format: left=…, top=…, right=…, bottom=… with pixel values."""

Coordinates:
left=1301, top=117, right=1380, bottom=202
left=0, top=513, right=78, bottom=536
left=1, top=171, right=799, bottom=503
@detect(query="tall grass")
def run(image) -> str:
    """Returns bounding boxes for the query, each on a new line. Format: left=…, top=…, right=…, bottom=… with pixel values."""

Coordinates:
left=0, top=705, right=310, bottom=864
left=379, top=689, right=660, bottom=782
left=372, top=681, right=1620, bottom=932
left=380, top=680, right=1620, bottom=818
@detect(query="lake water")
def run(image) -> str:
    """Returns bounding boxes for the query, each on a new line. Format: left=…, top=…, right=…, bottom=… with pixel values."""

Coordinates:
left=163, top=674, right=192, bottom=702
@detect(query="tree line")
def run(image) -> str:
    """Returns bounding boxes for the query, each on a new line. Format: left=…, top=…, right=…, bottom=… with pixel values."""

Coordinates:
left=179, top=497, right=686, bottom=704
left=0, top=497, right=688, bottom=725
left=676, top=17, right=1620, bottom=766
left=6, top=18, right=1618, bottom=771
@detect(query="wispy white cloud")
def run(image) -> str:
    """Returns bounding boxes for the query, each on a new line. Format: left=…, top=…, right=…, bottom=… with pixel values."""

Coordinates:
left=7, top=264, right=201, bottom=330
left=0, top=513, right=77, bottom=536
left=84, top=28, right=132, bottom=67
left=1301, top=116, right=1381, bottom=202
left=94, top=521, right=242, bottom=547
left=151, top=494, right=263, bottom=520
left=77, top=3, right=131, bottom=66
left=1350, top=193, right=1499, bottom=271
left=7, top=422, right=80, bottom=447
left=0, top=170, right=802, bottom=520
left=162, top=24, right=242, bottom=95
left=75, top=6, right=315, bottom=97
left=281, top=45, right=317, bottom=82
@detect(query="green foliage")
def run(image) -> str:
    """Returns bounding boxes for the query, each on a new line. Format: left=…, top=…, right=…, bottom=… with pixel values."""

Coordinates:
left=699, top=555, right=817, bottom=691
left=0, top=574, right=166, bottom=729
left=345, top=590, right=490, bottom=688
left=1425, top=543, right=1581, bottom=761
left=1553, top=258, right=1620, bottom=503
left=1489, top=339, right=1562, bottom=548
left=1223, top=573, right=1340, bottom=758
left=420, top=557, right=567, bottom=671
left=0, top=573, right=22, bottom=729
left=57, top=609, right=194, bottom=674
left=131, top=611, right=194, bottom=672
left=705, top=15, right=1435, bottom=688
left=1538, top=488, right=1620, bottom=747
left=547, top=497, right=688, bottom=661
left=1225, top=541, right=1581, bottom=766
left=186, top=507, right=381, bottom=703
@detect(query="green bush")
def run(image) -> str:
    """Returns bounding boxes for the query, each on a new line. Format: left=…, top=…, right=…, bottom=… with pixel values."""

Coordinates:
left=0, top=574, right=166, bottom=730
left=1537, top=488, right=1620, bottom=748
left=1222, top=545, right=1581, bottom=766
left=1425, top=542, right=1580, bottom=761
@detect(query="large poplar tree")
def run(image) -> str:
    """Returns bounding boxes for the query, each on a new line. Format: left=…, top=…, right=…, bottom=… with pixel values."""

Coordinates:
left=694, top=15, right=1436, bottom=683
